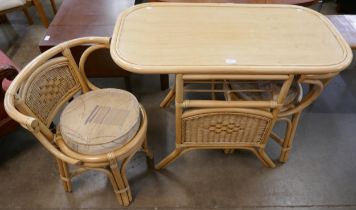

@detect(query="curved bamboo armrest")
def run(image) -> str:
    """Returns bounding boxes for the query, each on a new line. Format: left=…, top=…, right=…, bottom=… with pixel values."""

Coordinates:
left=78, top=43, right=110, bottom=91
left=4, top=91, right=82, bottom=165
left=3, top=56, right=40, bottom=132
left=4, top=92, right=81, bottom=165
left=4, top=92, right=38, bottom=131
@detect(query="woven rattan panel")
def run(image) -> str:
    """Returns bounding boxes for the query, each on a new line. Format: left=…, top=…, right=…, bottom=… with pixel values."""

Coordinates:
left=23, top=62, right=80, bottom=125
left=182, top=112, right=271, bottom=144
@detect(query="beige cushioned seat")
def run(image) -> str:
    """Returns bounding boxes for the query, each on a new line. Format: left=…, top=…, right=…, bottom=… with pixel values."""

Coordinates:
left=0, top=0, right=26, bottom=11
left=59, top=88, right=141, bottom=155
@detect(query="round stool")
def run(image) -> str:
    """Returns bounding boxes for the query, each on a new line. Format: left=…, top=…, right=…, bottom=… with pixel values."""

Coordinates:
left=57, top=88, right=151, bottom=206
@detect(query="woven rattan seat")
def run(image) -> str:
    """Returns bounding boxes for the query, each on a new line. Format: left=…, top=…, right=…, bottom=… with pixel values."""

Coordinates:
left=60, top=88, right=141, bottom=155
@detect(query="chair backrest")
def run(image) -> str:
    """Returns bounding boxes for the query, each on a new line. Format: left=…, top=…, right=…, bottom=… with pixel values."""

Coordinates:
left=16, top=57, right=81, bottom=127
left=4, top=37, right=110, bottom=164
left=5, top=37, right=110, bottom=130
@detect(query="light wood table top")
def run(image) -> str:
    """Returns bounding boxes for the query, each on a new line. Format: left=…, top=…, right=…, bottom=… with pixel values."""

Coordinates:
left=111, top=3, right=352, bottom=75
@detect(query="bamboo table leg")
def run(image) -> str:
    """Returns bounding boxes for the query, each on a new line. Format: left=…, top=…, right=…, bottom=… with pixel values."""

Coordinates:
left=155, top=148, right=184, bottom=169
left=33, top=0, right=49, bottom=28
left=160, top=84, right=175, bottom=108
left=279, top=111, right=302, bottom=162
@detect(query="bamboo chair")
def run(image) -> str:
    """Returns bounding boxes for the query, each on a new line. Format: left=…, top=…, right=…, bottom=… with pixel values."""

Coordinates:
left=156, top=74, right=295, bottom=169
left=4, top=37, right=152, bottom=206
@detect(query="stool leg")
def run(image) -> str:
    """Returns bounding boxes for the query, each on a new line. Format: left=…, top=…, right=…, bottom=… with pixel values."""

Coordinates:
left=106, top=168, right=124, bottom=205
left=142, top=137, right=154, bottom=168
left=279, top=112, right=302, bottom=162
left=108, top=153, right=132, bottom=206
left=56, top=158, right=72, bottom=192
left=142, top=137, right=153, bottom=160
left=120, top=154, right=136, bottom=202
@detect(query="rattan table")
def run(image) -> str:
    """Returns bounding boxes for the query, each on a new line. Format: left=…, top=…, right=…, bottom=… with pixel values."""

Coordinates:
left=110, top=3, right=352, bottom=168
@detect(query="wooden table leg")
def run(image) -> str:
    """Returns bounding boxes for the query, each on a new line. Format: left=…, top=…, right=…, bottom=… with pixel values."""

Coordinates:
left=32, top=0, right=49, bottom=28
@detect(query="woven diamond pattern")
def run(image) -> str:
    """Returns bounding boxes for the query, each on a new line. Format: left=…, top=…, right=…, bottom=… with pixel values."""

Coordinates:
left=208, top=121, right=244, bottom=134
left=183, top=112, right=271, bottom=144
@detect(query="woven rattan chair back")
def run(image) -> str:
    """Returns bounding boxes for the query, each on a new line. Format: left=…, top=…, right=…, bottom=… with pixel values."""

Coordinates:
left=16, top=57, right=81, bottom=127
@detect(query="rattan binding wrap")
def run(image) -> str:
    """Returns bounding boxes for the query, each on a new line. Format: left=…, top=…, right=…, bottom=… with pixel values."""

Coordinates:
left=182, top=110, right=272, bottom=145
